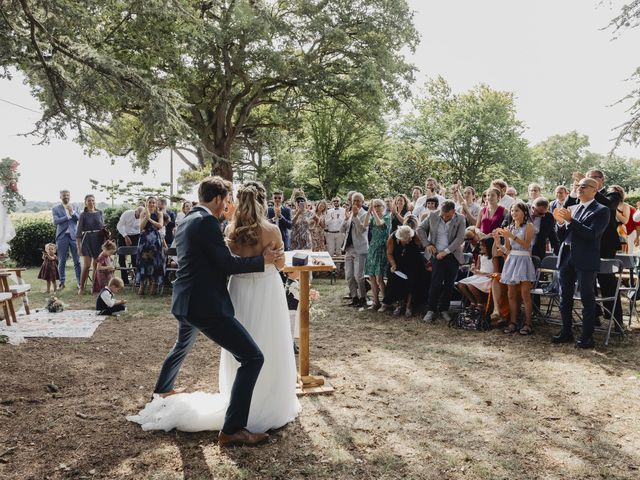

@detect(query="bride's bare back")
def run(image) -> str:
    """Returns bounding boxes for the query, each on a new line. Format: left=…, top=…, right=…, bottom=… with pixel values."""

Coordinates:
left=227, top=220, right=285, bottom=270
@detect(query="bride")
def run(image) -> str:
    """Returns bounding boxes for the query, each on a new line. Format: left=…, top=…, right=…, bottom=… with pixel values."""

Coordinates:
left=128, top=183, right=300, bottom=433
left=0, top=185, right=16, bottom=256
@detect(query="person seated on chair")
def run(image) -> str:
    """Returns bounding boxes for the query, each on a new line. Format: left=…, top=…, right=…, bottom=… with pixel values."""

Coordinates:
left=458, top=237, right=497, bottom=312
left=96, top=277, right=127, bottom=316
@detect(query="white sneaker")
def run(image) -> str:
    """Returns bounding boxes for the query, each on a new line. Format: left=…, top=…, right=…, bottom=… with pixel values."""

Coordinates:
left=422, top=311, right=435, bottom=323
left=441, top=311, right=452, bottom=322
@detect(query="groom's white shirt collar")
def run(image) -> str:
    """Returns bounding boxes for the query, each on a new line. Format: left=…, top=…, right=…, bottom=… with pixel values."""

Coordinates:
left=197, top=205, right=213, bottom=216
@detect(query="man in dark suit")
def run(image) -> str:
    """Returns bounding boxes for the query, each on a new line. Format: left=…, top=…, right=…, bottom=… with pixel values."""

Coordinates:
left=553, top=177, right=610, bottom=348
left=267, top=190, right=292, bottom=250
left=153, top=176, right=282, bottom=447
left=565, top=169, right=622, bottom=328
left=549, top=185, right=569, bottom=212
left=531, top=197, right=559, bottom=260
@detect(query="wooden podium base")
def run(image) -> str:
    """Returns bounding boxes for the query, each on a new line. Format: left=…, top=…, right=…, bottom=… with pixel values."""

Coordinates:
left=296, top=375, right=335, bottom=396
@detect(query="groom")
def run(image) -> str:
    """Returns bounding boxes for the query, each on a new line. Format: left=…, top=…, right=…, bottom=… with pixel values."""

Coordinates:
left=153, top=176, right=283, bottom=447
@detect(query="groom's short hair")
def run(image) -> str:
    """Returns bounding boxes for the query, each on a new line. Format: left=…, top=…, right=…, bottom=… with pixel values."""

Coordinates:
left=198, top=176, right=230, bottom=203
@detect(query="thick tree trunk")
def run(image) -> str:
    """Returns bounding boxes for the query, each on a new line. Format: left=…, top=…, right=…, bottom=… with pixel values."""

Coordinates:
left=211, top=160, right=233, bottom=181
left=198, top=138, right=234, bottom=182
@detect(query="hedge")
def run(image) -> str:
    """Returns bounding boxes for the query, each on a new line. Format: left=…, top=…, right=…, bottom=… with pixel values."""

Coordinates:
left=103, top=206, right=128, bottom=240
left=9, top=219, right=56, bottom=266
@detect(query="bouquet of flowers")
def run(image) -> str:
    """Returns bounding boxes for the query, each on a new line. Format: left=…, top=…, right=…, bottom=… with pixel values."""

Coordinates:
left=286, top=280, right=320, bottom=302
left=0, top=157, right=26, bottom=213
left=46, top=296, right=65, bottom=313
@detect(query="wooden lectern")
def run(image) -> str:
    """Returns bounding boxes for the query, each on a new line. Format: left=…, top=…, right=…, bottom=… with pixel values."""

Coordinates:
left=283, top=250, right=335, bottom=396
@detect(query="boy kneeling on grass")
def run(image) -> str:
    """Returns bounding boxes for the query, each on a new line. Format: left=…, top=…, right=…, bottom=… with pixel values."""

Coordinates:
left=96, top=277, right=127, bottom=316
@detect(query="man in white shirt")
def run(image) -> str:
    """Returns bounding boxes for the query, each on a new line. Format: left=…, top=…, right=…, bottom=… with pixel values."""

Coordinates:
left=325, top=197, right=346, bottom=256
left=492, top=179, right=516, bottom=209
left=414, top=177, right=446, bottom=215
left=116, top=206, right=144, bottom=285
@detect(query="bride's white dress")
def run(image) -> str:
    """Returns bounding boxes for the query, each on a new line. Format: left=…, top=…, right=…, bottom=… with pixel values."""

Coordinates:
left=0, top=187, right=16, bottom=254
left=127, top=264, right=300, bottom=432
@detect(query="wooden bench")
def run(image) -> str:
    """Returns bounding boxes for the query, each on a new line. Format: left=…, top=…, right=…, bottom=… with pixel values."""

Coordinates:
left=0, top=272, right=17, bottom=326
left=0, top=268, right=31, bottom=318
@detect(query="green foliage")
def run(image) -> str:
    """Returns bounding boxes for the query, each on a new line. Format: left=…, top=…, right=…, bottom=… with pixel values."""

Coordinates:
left=89, top=179, right=178, bottom=206
left=378, top=138, right=447, bottom=196
left=102, top=206, right=128, bottom=240
left=9, top=219, right=56, bottom=266
left=403, top=77, right=531, bottom=191
left=293, top=100, right=385, bottom=199
left=1, top=0, right=419, bottom=180
left=532, top=131, right=591, bottom=188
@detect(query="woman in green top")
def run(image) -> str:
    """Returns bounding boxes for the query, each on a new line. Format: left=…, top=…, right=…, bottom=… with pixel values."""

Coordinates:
left=365, top=199, right=391, bottom=310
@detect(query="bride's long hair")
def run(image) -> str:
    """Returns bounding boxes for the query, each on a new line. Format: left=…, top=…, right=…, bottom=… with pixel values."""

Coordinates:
left=226, top=184, right=267, bottom=246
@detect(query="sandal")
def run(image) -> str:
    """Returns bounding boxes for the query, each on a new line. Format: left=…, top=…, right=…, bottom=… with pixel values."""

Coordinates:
left=503, top=324, right=518, bottom=334
left=519, top=325, right=533, bottom=335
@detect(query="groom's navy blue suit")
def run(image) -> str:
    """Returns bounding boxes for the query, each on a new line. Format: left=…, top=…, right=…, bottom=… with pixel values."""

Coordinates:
left=154, top=205, right=265, bottom=434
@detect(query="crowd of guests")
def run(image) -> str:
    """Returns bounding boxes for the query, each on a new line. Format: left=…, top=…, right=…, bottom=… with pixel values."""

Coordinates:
left=49, top=169, right=639, bottom=347
left=253, top=172, right=639, bottom=347
left=50, top=191, right=209, bottom=296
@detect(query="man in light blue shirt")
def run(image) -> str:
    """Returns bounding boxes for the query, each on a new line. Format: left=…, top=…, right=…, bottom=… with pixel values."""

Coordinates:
left=51, top=190, right=81, bottom=289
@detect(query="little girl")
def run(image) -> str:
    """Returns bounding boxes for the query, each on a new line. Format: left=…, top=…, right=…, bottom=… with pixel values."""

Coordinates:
left=497, top=202, right=537, bottom=335
left=458, top=237, right=497, bottom=311
left=38, top=243, right=59, bottom=292
left=93, top=240, right=117, bottom=294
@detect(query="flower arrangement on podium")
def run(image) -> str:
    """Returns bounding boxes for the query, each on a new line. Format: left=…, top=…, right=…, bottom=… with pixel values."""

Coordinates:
left=0, top=157, right=26, bottom=213
left=286, top=280, right=320, bottom=303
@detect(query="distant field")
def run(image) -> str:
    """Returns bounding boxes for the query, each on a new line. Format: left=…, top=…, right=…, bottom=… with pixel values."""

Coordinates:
left=9, top=211, right=52, bottom=224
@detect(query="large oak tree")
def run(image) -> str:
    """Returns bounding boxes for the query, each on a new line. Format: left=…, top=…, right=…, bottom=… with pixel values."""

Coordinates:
left=0, top=0, right=419, bottom=180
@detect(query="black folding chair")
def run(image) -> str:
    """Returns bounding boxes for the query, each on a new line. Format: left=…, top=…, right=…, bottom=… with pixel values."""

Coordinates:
left=115, top=245, right=138, bottom=290
left=572, top=258, right=624, bottom=346
left=531, top=255, right=560, bottom=322
left=615, top=253, right=639, bottom=327
left=161, top=247, right=178, bottom=294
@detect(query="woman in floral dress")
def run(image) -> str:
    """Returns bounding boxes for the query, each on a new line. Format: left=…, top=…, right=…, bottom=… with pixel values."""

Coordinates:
left=364, top=199, right=391, bottom=310
left=310, top=200, right=328, bottom=251
left=290, top=196, right=313, bottom=250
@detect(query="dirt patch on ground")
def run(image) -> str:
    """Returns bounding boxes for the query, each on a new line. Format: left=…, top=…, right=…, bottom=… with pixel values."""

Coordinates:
left=1, top=275, right=639, bottom=479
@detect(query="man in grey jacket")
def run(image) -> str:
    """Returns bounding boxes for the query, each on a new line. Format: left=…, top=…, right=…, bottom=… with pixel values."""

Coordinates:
left=417, top=200, right=465, bottom=322
left=341, top=192, right=369, bottom=307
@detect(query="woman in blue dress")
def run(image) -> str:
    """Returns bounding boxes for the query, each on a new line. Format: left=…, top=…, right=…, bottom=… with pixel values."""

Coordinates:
left=76, top=194, right=105, bottom=295
left=136, top=196, right=165, bottom=295
left=496, top=202, right=536, bottom=335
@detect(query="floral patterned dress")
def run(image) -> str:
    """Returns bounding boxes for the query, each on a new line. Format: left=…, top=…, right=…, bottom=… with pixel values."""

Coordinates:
left=310, top=213, right=327, bottom=251
left=93, top=253, right=114, bottom=293
left=136, top=212, right=165, bottom=285
left=365, top=214, right=391, bottom=276
left=290, top=211, right=313, bottom=250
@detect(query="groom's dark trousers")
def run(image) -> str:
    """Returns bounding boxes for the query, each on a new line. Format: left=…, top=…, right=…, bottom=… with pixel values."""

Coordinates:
left=154, top=314, right=264, bottom=435
left=153, top=205, right=266, bottom=435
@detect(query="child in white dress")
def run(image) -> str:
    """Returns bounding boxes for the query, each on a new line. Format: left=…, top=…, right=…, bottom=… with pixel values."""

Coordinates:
left=458, top=237, right=497, bottom=311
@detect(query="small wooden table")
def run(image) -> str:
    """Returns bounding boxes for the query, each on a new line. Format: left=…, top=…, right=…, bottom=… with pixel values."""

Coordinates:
left=283, top=251, right=335, bottom=396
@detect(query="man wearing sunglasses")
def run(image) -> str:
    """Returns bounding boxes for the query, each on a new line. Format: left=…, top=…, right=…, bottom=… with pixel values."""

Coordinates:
left=553, top=178, right=609, bottom=348
left=267, top=190, right=292, bottom=251
left=564, top=169, right=623, bottom=333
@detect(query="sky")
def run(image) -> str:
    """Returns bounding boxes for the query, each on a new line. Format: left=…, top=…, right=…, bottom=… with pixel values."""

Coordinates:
left=0, top=0, right=638, bottom=203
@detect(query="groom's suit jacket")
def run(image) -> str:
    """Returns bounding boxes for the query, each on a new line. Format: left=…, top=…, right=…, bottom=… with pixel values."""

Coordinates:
left=171, top=206, right=265, bottom=320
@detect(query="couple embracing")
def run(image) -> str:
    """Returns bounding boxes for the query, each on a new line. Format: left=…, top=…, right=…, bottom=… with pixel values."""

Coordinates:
left=128, top=177, right=300, bottom=447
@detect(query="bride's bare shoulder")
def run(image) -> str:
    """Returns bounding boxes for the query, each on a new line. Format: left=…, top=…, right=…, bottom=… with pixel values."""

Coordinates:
left=261, top=221, right=283, bottom=246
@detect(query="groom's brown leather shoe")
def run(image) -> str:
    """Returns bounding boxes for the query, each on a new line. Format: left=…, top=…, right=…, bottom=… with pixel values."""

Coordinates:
left=218, top=429, right=269, bottom=447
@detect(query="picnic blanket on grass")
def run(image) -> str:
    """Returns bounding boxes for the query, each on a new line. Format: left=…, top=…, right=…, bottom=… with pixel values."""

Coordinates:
left=0, top=309, right=108, bottom=344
